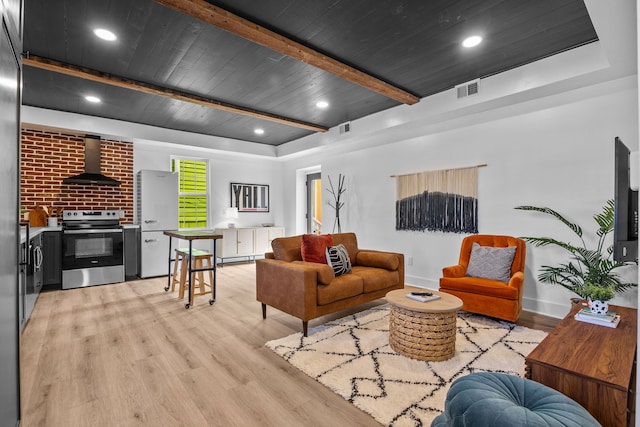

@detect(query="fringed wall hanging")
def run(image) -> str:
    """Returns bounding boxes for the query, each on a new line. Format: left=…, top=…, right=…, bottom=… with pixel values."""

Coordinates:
left=393, top=165, right=485, bottom=233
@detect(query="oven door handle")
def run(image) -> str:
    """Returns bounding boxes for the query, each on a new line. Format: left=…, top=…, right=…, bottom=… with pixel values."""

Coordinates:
left=63, top=229, right=123, bottom=234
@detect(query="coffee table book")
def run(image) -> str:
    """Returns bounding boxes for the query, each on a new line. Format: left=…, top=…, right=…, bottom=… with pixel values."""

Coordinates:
left=405, top=293, right=441, bottom=303
left=577, top=307, right=616, bottom=318
left=574, top=312, right=620, bottom=328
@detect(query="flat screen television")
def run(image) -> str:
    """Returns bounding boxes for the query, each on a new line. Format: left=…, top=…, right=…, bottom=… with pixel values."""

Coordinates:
left=613, top=137, right=638, bottom=262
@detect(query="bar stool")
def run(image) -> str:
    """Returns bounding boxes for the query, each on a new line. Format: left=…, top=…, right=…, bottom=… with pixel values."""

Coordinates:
left=175, top=248, right=214, bottom=305
left=170, top=248, right=188, bottom=292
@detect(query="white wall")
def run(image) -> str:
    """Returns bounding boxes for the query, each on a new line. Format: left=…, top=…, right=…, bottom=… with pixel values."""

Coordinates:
left=20, top=73, right=638, bottom=321
left=134, top=142, right=285, bottom=230
left=281, top=76, right=639, bottom=319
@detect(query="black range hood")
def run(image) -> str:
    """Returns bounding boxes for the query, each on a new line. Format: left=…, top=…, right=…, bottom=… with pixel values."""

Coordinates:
left=62, top=136, right=121, bottom=186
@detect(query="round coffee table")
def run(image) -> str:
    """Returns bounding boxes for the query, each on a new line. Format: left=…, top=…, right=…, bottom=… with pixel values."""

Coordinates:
left=385, top=289, right=463, bottom=361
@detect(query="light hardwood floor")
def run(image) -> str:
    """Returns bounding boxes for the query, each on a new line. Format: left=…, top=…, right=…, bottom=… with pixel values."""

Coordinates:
left=20, top=264, right=558, bottom=427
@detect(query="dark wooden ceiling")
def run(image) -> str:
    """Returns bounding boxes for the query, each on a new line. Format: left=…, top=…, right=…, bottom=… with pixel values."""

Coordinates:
left=22, top=0, right=598, bottom=146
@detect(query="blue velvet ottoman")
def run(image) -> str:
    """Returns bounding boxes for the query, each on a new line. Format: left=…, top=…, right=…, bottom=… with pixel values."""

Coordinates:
left=431, top=372, right=601, bottom=427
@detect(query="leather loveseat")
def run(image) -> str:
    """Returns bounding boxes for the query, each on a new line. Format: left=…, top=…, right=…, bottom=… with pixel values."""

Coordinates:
left=256, top=232, right=404, bottom=336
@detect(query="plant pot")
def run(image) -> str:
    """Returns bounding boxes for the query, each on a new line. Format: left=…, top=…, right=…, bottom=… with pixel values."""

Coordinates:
left=588, top=298, right=609, bottom=315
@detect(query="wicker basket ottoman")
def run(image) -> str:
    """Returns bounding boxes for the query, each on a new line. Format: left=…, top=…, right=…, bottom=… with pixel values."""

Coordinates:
left=386, top=289, right=463, bottom=361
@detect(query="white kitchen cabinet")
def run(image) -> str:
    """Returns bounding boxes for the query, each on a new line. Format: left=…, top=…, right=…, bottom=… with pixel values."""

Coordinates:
left=215, top=227, right=284, bottom=265
left=254, top=227, right=285, bottom=255
left=217, top=228, right=254, bottom=256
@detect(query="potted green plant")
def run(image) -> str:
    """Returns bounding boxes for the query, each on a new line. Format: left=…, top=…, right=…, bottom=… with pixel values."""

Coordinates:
left=581, top=282, right=615, bottom=314
left=514, top=200, right=636, bottom=308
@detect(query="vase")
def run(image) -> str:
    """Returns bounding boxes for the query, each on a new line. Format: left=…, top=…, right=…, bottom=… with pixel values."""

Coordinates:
left=588, top=298, right=609, bottom=315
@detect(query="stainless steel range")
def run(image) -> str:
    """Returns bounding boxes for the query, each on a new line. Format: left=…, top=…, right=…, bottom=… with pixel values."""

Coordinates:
left=62, top=210, right=124, bottom=290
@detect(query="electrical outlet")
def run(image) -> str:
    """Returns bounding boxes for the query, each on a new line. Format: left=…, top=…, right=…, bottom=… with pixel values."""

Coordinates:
left=408, top=256, right=413, bottom=265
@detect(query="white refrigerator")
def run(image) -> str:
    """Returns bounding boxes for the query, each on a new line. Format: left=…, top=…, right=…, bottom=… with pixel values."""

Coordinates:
left=137, top=170, right=179, bottom=278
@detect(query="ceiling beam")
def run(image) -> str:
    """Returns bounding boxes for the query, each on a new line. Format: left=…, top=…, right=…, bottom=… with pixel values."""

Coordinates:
left=155, top=0, right=420, bottom=105
left=23, top=55, right=329, bottom=133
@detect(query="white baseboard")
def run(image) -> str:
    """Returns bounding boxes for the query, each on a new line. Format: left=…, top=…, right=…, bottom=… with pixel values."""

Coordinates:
left=522, top=297, right=569, bottom=319
left=405, top=275, right=439, bottom=289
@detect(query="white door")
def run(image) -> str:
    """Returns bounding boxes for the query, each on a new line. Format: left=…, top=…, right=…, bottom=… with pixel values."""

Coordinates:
left=306, top=173, right=322, bottom=234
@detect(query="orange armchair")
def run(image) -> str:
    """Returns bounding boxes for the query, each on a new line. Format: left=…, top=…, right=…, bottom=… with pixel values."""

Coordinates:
left=439, top=235, right=526, bottom=322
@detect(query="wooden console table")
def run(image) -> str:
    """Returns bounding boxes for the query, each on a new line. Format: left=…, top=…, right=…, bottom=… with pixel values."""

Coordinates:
left=525, top=303, right=637, bottom=427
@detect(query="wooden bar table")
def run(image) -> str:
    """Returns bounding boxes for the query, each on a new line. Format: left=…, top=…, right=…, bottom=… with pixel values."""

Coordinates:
left=163, top=230, right=223, bottom=309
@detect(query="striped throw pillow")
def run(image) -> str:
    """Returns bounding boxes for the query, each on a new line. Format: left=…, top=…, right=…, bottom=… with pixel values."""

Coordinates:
left=325, top=244, right=352, bottom=276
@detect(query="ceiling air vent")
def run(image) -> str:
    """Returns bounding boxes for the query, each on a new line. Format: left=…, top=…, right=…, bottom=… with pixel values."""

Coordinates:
left=455, top=79, right=480, bottom=99
left=339, top=121, right=351, bottom=134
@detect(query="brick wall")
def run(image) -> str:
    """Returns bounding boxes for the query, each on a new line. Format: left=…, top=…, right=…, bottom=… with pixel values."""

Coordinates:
left=21, top=129, right=134, bottom=223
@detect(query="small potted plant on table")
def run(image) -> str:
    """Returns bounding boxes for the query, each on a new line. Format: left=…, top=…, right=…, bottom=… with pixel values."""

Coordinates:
left=581, top=282, right=615, bottom=314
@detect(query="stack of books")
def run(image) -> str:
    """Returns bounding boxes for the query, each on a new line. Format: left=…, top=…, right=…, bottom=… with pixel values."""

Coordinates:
left=574, top=307, right=620, bottom=328
left=405, top=293, right=441, bottom=303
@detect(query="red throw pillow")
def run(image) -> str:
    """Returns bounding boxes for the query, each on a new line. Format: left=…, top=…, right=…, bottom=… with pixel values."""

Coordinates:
left=301, top=234, right=334, bottom=264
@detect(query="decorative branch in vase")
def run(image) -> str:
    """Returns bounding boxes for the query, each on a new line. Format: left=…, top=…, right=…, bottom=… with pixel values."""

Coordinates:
left=327, top=174, right=346, bottom=233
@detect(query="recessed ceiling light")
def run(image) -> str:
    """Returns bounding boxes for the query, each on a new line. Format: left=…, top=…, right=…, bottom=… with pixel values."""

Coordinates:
left=94, top=28, right=117, bottom=41
left=462, top=35, right=482, bottom=48
left=316, top=101, right=329, bottom=109
left=85, top=95, right=101, bottom=103
left=254, top=128, right=265, bottom=135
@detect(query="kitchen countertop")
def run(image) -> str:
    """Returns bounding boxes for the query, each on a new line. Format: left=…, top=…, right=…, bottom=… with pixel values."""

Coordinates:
left=20, top=224, right=138, bottom=243
left=20, top=226, right=62, bottom=243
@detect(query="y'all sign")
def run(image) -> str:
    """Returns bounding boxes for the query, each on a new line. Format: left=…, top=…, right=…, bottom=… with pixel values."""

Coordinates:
left=231, top=183, right=269, bottom=212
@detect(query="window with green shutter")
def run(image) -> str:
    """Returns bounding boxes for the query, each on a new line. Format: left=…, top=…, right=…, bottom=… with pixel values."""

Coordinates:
left=171, top=158, right=209, bottom=229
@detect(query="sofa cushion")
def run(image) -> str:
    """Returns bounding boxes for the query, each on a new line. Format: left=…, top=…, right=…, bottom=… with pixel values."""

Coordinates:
left=317, top=274, right=363, bottom=305
left=301, top=234, right=334, bottom=264
left=326, top=244, right=352, bottom=276
left=356, top=250, right=399, bottom=270
left=332, top=233, right=359, bottom=265
left=271, top=235, right=303, bottom=262
left=466, top=242, right=516, bottom=283
left=291, top=261, right=335, bottom=285
left=440, top=276, right=519, bottom=299
left=351, top=266, right=400, bottom=293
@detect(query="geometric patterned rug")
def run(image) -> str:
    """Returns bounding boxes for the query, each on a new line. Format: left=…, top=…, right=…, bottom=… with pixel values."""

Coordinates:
left=266, top=304, right=547, bottom=426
